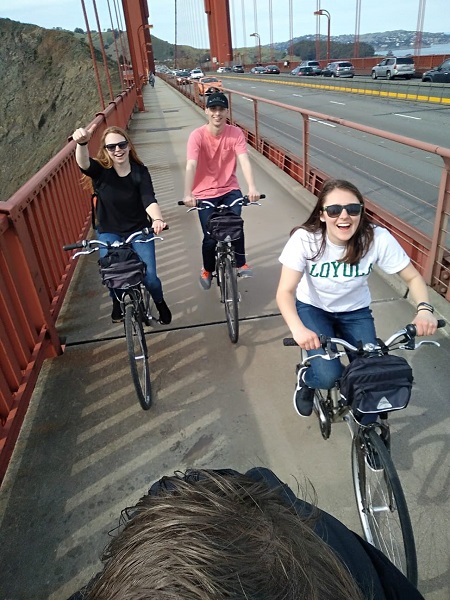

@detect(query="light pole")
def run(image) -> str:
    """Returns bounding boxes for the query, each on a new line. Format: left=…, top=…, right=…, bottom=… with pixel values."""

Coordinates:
left=250, top=32, right=261, bottom=65
left=313, top=9, right=331, bottom=64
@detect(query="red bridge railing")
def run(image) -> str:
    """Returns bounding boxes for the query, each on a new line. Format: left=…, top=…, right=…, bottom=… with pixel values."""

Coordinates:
left=0, top=87, right=137, bottom=482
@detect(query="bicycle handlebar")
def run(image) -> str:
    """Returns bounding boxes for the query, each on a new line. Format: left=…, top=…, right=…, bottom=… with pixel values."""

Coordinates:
left=177, top=194, right=266, bottom=208
left=283, top=320, right=446, bottom=351
left=63, top=226, right=168, bottom=252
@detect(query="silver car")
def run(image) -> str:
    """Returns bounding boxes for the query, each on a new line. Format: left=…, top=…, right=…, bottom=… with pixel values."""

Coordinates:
left=371, top=56, right=415, bottom=80
left=322, top=61, right=355, bottom=78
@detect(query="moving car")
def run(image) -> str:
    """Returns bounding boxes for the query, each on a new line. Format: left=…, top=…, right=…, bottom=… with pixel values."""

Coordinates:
left=421, top=59, right=450, bottom=83
left=175, top=69, right=191, bottom=85
left=290, top=65, right=315, bottom=76
left=299, top=60, right=322, bottom=75
left=196, top=76, right=223, bottom=96
left=322, top=61, right=355, bottom=78
left=190, top=68, right=204, bottom=80
left=251, top=66, right=267, bottom=74
left=232, top=65, right=245, bottom=73
left=216, top=66, right=232, bottom=73
left=264, top=65, right=280, bottom=74
left=371, top=56, right=415, bottom=80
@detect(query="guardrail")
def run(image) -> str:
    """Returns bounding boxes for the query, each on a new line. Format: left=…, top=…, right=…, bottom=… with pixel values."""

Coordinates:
left=0, top=86, right=138, bottom=483
left=166, top=73, right=449, bottom=301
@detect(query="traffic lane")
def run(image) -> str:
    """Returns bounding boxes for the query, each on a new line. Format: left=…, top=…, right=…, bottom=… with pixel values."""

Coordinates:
left=225, top=77, right=450, bottom=148
left=227, top=94, right=441, bottom=237
left=223, top=71, right=450, bottom=101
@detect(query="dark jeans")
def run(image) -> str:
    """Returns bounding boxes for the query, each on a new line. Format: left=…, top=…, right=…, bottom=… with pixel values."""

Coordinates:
left=198, top=189, right=246, bottom=271
left=97, top=231, right=164, bottom=303
left=296, top=301, right=377, bottom=390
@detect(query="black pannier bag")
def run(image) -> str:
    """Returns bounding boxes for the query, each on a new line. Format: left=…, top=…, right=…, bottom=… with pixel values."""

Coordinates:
left=339, top=354, right=413, bottom=415
left=206, top=206, right=244, bottom=242
left=98, top=247, right=146, bottom=289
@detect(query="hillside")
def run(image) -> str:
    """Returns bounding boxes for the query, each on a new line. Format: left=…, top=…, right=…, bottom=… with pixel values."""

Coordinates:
left=0, top=19, right=121, bottom=201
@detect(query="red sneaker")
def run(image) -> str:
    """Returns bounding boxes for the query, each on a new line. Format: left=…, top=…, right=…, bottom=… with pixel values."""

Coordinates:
left=199, top=268, right=212, bottom=290
left=237, top=263, right=253, bottom=277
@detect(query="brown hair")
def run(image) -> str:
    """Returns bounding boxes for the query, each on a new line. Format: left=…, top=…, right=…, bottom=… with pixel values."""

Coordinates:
left=87, top=470, right=364, bottom=600
left=80, top=126, right=143, bottom=192
left=293, top=179, right=375, bottom=265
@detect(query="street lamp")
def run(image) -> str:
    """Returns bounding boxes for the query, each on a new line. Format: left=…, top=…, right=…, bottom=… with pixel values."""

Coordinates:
left=250, top=32, right=262, bottom=65
left=313, top=9, right=331, bottom=64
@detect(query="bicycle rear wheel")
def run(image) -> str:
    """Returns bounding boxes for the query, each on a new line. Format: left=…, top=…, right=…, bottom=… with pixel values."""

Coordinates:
left=124, top=303, right=152, bottom=410
left=351, top=427, right=417, bottom=585
left=223, top=255, right=239, bottom=343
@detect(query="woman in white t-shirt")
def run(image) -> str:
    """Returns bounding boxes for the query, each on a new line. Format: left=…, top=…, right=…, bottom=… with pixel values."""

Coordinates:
left=276, top=179, right=437, bottom=417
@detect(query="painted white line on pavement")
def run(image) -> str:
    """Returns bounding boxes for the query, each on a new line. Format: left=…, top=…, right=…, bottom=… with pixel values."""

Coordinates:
left=394, top=114, right=421, bottom=120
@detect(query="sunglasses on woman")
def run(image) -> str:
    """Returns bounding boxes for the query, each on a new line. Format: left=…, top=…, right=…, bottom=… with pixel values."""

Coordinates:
left=322, top=203, right=362, bottom=218
left=104, top=141, right=129, bottom=151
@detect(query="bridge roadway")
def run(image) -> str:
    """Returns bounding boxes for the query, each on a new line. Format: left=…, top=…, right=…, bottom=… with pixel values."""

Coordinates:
left=0, top=82, right=449, bottom=600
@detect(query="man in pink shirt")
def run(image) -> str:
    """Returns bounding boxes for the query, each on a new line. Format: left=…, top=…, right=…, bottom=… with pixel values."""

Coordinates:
left=183, top=92, right=260, bottom=289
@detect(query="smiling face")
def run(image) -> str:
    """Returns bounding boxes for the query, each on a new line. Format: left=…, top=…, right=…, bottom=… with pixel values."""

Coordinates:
left=104, top=132, right=130, bottom=167
left=320, top=188, right=363, bottom=246
left=205, top=105, right=228, bottom=134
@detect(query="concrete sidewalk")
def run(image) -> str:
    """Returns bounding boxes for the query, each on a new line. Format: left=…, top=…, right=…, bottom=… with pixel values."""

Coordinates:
left=0, top=80, right=449, bottom=600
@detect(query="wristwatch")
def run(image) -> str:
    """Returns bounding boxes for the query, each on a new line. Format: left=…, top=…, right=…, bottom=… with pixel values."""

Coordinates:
left=417, top=302, right=434, bottom=313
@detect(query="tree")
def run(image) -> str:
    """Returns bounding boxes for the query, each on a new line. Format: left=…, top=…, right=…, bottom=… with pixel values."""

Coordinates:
left=74, top=28, right=84, bottom=34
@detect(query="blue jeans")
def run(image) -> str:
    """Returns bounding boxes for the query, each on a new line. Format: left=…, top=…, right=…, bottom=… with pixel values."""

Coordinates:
left=296, top=301, right=377, bottom=390
left=97, top=231, right=164, bottom=303
left=198, top=189, right=246, bottom=271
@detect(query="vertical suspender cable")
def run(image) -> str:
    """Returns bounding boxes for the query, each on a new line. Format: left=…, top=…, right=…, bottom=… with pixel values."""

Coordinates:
left=106, top=0, right=124, bottom=89
left=80, top=0, right=105, bottom=110
left=92, top=0, right=115, bottom=101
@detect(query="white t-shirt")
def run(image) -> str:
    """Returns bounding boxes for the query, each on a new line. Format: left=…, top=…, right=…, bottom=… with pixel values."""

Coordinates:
left=278, top=226, right=410, bottom=312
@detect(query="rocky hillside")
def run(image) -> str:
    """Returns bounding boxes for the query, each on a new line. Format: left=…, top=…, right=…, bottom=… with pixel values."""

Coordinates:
left=0, top=19, right=121, bottom=201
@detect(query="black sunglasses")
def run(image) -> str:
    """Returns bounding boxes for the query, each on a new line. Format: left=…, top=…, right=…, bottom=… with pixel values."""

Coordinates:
left=104, top=141, right=129, bottom=151
left=322, top=203, right=362, bottom=218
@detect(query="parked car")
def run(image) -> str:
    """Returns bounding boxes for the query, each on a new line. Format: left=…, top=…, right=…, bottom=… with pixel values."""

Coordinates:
left=421, top=59, right=450, bottom=83
left=322, top=61, right=355, bottom=78
left=216, top=66, right=232, bottom=73
left=232, top=65, right=245, bottom=73
left=196, top=76, right=223, bottom=96
left=290, top=65, right=315, bottom=77
left=251, top=66, right=267, bottom=74
left=190, top=68, right=204, bottom=80
left=371, top=56, right=415, bottom=80
left=175, top=69, right=191, bottom=85
left=264, top=65, right=280, bottom=74
left=299, top=60, right=322, bottom=75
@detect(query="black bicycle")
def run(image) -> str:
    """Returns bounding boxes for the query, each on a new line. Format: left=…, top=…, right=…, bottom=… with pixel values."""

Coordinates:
left=283, top=320, right=445, bottom=585
left=179, top=195, right=264, bottom=343
left=63, top=227, right=166, bottom=410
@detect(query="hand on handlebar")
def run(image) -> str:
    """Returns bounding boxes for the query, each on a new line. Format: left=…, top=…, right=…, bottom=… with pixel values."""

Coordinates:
left=292, top=326, right=321, bottom=351
left=183, top=194, right=197, bottom=208
left=246, top=188, right=261, bottom=203
left=411, top=310, right=438, bottom=337
left=152, top=220, right=167, bottom=235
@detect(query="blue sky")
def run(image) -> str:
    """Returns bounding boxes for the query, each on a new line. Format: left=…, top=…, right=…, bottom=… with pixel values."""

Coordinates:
left=2, top=0, right=448, bottom=48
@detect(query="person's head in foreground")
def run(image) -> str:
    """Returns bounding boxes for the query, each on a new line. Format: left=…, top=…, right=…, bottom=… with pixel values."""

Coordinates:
left=85, top=469, right=363, bottom=600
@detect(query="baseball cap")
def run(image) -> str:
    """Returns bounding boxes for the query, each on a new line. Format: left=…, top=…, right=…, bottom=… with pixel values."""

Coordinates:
left=206, top=92, right=228, bottom=109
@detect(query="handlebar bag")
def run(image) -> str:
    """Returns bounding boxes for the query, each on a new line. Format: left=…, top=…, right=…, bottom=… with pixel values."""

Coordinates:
left=339, top=354, right=413, bottom=415
left=206, top=207, right=244, bottom=242
left=98, top=247, right=146, bottom=289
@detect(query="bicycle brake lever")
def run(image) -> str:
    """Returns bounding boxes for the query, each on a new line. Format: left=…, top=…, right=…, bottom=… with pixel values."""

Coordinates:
left=399, top=340, right=440, bottom=350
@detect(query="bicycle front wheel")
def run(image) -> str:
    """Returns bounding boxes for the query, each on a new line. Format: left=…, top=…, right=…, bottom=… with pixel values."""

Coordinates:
left=124, top=303, right=152, bottom=410
left=223, top=256, right=239, bottom=343
left=351, top=427, right=417, bottom=585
